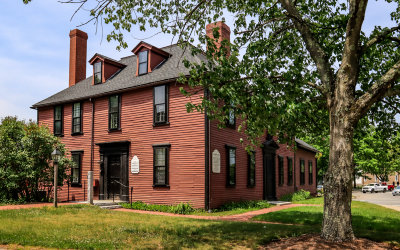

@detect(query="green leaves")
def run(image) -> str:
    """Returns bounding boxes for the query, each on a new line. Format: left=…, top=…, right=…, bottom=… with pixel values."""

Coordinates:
left=0, top=117, right=73, bottom=202
left=354, top=125, right=400, bottom=182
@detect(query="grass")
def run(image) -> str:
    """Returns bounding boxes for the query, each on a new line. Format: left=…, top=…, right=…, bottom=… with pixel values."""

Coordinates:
left=253, top=197, right=400, bottom=244
left=0, top=205, right=315, bottom=249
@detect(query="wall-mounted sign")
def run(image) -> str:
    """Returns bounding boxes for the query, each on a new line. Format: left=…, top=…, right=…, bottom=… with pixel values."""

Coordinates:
left=212, top=149, right=221, bottom=173
left=131, top=155, right=139, bottom=174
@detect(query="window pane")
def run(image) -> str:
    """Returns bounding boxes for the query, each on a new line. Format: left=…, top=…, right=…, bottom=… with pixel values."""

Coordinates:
left=72, top=168, right=79, bottom=183
left=154, top=85, right=165, bottom=104
left=71, top=154, right=80, bottom=184
left=110, top=95, right=119, bottom=109
left=73, top=103, right=80, bottom=118
left=110, top=113, right=118, bottom=129
left=94, top=72, right=101, bottom=84
left=229, top=148, right=235, bottom=165
left=94, top=62, right=101, bottom=73
left=228, top=109, right=235, bottom=125
left=138, top=51, right=148, bottom=75
left=139, top=51, right=148, bottom=63
left=139, top=62, right=147, bottom=75
left=155, top=148, right=166, bottom=166
left=54, top=121, right=61, bottom=134
left=156, top=104, right=166, bottom=122
left=229, top=148, right=236, bottom=185
left=156, top=166, right=166, bottom=185
left=55, top=106, right=62, bottom=120
left=249, top=153, right=255, bottom=186
left=73, top=120, right=81, bottom=133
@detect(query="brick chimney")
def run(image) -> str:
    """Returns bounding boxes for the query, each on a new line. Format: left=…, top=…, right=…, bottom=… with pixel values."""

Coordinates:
left=206, top=21, right=231, bottom=57
left=69, top=29, right=88, bottom=87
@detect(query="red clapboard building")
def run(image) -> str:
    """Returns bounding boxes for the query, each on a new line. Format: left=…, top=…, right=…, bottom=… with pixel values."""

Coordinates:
left=31, top=22, right=317, bottom=209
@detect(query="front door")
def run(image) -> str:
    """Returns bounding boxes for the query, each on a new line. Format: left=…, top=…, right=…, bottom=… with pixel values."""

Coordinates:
left=98, top=141, right=130, bottom=201
left=264, top=151, right=277, bottom=200
left=107, top=154, right=121, bottom=199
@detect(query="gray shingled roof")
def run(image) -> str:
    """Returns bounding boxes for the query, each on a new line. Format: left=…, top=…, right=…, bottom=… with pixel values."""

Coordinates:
left=295, top=138, right=319, bottom=153
left=32, top=44, right=207, bottom=108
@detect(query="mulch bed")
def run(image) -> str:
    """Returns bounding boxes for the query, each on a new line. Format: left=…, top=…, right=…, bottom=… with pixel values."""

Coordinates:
left=262, top=234, right=400, bottom=250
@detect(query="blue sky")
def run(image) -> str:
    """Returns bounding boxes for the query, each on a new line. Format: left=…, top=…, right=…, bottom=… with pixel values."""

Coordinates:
left=0, top=0, right=397, bottom=121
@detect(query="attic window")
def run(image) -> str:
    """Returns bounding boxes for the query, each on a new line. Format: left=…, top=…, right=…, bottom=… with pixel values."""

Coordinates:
left=94, top=62, right=102, bottom=84
left=138, top=50, right=148, bottom=75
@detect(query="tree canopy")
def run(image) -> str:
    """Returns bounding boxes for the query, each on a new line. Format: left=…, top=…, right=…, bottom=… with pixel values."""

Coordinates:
left=354, top=125, right=400, bottom=182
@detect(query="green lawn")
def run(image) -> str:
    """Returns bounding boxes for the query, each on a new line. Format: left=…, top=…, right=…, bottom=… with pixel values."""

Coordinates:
left=254, top=197, right=400, bottom=244
left=0, top=205, right=316, bottom=249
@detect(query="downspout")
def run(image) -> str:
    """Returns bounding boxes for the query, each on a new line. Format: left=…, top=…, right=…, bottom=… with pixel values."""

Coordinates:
left=204, top=89, right=210, bottom=211
left=90, top=98, right=95, bottom=171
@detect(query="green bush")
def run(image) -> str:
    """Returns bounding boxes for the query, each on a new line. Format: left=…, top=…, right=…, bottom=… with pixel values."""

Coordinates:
left=218, top=200, right=272, bottom=211
left=121, top=201, right=194, bottom=214
left=280, top=189, right=311, bottom=202
left=0, top=117, right=73, bottom=203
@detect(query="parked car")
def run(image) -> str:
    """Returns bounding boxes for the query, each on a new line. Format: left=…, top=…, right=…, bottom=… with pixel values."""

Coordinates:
left=393, top=186, right=400, bottom=196
left=362, top=183, right=388, bottom=193
left=382, top=182, right=395, bottom=191
left=317, top=185, right=323, bottom=192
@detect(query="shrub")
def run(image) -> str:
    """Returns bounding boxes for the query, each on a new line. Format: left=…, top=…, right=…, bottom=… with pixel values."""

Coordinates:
left=280, top=189, right=311, bottom=202
left=218, top=200, right=272, bottom=211
left=0, top=117, right=73, bottom=202
left=121, top=201, right=194, bottom=214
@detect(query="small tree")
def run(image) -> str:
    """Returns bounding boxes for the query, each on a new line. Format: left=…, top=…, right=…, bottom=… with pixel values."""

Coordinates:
left=0, top=117, right=72, bottom=202
left=354, top=126, right=400, bottom=183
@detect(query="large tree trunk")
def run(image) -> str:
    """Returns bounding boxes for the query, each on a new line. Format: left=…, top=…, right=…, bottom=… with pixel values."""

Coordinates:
left=321, top=102, right=356, bottom=241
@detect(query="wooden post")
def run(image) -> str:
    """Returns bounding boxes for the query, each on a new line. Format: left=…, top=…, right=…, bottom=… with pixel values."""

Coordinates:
left=54, top=163, right=58, bottom=208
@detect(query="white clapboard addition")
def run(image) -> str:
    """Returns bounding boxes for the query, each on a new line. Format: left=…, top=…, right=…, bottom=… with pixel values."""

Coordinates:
left=131, top=155, right=140, bottom=174
left=212, top=149, right=221, bottom=173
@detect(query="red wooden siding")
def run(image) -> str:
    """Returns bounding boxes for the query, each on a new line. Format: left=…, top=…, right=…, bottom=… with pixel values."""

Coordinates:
left=209, top=122, right=317, bottom=208
left=294, top=148, right=317, bottom=195
left=209, top=120, right=264, bottom=208
left=38, top=82, right=206, bottom=208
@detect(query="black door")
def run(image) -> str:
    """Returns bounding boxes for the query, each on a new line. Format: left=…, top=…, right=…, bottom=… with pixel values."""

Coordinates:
left=107, top=154, right=121, bottom=199
left=264, top=151, right=277, bottom=200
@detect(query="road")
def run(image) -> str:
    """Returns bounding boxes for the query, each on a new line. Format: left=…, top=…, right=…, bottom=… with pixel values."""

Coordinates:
left=353, top=189, right=400, bottom=211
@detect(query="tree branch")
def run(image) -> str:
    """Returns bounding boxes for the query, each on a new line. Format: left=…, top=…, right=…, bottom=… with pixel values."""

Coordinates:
left=351, top=59, right=400, bottom=120
left=278, top=0, right=334, bottom=93
left=306, top=81, right=326, bottom=94
left=361, top=24, right=400, bottom=54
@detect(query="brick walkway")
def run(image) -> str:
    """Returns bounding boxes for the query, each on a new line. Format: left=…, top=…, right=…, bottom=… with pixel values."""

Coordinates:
left=114, top=204, right=316, bottom=224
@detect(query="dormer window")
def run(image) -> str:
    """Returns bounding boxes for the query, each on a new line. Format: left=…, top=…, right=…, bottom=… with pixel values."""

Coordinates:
left=89, top=53, right=126, bottom=85
left=132, top=42, right=171, bottom=76
left=138, top=50, right=148, bottom=75
left=94, top=62, right=102, bottom=84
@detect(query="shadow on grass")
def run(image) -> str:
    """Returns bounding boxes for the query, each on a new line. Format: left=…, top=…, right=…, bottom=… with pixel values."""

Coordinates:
left=253, top=205, right=400, bottom=244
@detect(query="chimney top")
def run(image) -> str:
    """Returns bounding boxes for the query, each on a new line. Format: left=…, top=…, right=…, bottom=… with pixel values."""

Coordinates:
left=69, top=29, right=88, bottom=87
left=69, top=29, right=88, bottom=40
left=206, top=21, right=231, bottom=57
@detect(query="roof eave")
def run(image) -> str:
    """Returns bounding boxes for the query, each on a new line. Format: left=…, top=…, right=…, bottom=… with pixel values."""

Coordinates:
left=31, top=76, right=186, bottom=109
